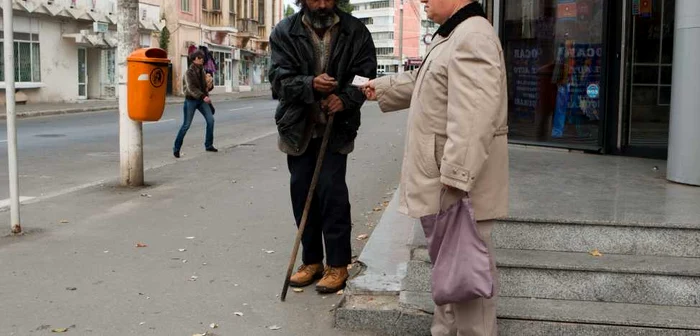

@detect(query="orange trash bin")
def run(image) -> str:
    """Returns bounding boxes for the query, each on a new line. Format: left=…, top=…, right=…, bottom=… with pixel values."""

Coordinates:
left=127, top=48, right=171, bottom=121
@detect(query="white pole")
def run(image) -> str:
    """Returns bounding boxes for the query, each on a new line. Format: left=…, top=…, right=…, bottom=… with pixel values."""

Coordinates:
left=398, top=0, right=404, bottom=73
left=117, top=0, right=144, bottom=186
left=4, top=0, right=22, bottom=234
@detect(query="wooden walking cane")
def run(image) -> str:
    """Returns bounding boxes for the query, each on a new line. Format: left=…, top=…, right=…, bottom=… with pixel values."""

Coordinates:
left=281, top=113, right=335, bottom=302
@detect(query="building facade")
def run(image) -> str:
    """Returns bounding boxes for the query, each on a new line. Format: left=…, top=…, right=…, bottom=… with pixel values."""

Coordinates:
left=351, top=0, right=420, bottom=75
left=163, top=0, right=282, bottom=95
left=0, top=0, right=162, bottom=103
left=498, top=0, right=687, bottom=160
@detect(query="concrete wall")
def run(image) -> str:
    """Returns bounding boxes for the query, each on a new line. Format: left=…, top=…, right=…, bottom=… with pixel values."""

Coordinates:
left=86, top=48, right=102, bottom=99
left=33, top=19, right=79, bottom=103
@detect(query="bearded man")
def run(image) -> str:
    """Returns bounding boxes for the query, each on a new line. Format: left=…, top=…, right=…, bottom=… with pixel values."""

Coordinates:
left=269, top=0, right=377, bottom=293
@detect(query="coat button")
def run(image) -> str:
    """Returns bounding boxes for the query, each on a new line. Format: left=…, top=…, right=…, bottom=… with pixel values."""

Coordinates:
left=452, top=169, right=458, bottom=174
left=462, top=172, right=466, bottom=177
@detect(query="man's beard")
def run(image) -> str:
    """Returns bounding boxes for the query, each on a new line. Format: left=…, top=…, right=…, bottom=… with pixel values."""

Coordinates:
left=305, top=7, right=335, bottom=29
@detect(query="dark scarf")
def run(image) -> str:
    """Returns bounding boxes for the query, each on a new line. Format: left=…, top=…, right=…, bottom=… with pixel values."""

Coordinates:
left=435, top=2, right=487, bottom=37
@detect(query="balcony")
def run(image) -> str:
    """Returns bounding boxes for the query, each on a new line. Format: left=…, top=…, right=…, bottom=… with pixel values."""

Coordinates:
left=202, top=10, right=224, bottom=27
left=237, top=19, right=259, bottom=38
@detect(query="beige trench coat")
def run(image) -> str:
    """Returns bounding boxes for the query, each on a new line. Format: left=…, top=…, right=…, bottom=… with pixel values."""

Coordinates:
left=374, top=16, right=509, bottom=221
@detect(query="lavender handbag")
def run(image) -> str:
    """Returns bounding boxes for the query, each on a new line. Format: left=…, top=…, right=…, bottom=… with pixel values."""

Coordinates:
left=419, top=190, right=494, bottom=306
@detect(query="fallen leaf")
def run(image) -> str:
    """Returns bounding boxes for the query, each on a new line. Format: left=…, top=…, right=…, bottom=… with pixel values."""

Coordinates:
left=589, top=249, right=603, bottom=257
left=183, top=259, right=188, bottom=263
left=292, top=288, right=304, bottom=293
left=59, top=220, right=69, bottom=224
left=336, top=290, right=344, bottom=295
left=136, top=243, right=148, bottom=248
left=234, top=312, right=244, bottom=316
left=268, top=325, right=282, bottom=330
left=140, top=193, right=152, bottom=198
left=356, top=234, right=369, bottom=241
left=209, top=323, right=219, bottom=329
left=382, top=201, right=389, bottom=207
left=103, top=251, right=109, bottom=253
left=51, top=328, right=69, bottom=333
left=186, top=237, right=196, bottom=240
left=372, top=207, right=382, bottom=212
left=231, top=180, right=237, bottom=183
left=139, top=322, right=146, bottom=326
left=190, top=276, right=199, bottom=281
left=178, top=248, right=187, bottom=252
left=264, top=250, right=275, bottom=254
left=192, top=333, right=208, bottom=336
left=66, top=287, right=77, bottom=291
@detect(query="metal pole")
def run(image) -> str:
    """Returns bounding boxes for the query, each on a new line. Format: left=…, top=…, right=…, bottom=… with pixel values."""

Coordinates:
left=667, top=0, right=700, bottom=186
left=117, top=0, right=144, bottom=186
left=398, top=0, right=404, bottom=73
left=4, top=0, right=22, bottom=234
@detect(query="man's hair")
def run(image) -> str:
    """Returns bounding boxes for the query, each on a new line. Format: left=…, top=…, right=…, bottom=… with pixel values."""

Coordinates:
left=295, top=0, right=338, bottom=9
left=189, top=50, right=205, bottom=63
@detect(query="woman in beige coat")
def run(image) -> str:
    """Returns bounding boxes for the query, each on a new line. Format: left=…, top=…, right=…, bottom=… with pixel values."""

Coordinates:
left=361, top=0, right=508, bottom=334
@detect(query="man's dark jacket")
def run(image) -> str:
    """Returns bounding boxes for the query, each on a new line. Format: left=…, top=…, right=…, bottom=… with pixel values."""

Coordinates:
left=269, top=9, right=377, bottom=155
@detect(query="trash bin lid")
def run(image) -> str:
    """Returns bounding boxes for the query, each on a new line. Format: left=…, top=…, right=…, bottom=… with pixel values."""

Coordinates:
left=127, top=48, right=170, bottom=64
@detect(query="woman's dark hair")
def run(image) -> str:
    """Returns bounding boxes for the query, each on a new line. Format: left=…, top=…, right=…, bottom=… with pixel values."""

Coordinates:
left=189, top=50, right=205, bottom=62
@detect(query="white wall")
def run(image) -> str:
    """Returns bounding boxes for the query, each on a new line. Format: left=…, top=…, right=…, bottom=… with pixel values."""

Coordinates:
left=35, top=20, right=80, bottom=102
left=87, top=48, right=102, bottom=99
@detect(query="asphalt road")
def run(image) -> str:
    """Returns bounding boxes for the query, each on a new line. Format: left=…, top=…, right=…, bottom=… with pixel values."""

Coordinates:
left=0, top=97, right=280, bottom=204
left=0, top=98, right=409, bottom=335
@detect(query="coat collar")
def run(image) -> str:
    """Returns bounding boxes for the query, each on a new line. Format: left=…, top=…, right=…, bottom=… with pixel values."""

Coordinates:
left=291, top=8, right=350, bottom=37
left=435, top=2, right=486, bottom=38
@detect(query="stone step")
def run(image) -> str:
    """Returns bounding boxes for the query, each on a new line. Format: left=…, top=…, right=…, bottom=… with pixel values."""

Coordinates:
left=337, top=294, right=700, bottom=335
left=407, top=248, right=700, bottom=307
left=493, top=219, right=700, bottom=258
left=499, top=297, right=700, bottom=335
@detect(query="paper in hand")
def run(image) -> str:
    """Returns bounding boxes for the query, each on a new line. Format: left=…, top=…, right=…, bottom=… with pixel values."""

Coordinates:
left=351, top=75, right=370, bottom=87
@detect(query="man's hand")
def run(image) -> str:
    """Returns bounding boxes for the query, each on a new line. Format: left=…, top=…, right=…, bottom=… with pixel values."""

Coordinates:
left=203, top=96, right=212, bottom=104
left=360, top=80, right=377, bottom=101
left=313, top=74, right=338, bottom=94
left=322, top=94, right=344, bottom=115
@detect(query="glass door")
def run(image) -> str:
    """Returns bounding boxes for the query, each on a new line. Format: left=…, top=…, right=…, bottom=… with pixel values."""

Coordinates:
left=623, top=0, right=675, bottom=155
left=78, top=48, right=88, bottom=99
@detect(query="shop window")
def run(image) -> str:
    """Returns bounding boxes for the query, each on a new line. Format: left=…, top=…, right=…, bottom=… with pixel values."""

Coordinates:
left=503, top=0, right=605, bottom=147
left=181, top=0, right=190, bottom=12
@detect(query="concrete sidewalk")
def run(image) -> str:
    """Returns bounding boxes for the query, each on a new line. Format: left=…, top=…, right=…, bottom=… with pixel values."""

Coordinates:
left=0, top=104, right=408, bottom=336
left=0, top=91, right=271, bottom=120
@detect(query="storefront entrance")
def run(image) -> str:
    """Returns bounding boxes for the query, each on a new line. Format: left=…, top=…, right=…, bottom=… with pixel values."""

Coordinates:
left=620, top=0, right=675, bottom=158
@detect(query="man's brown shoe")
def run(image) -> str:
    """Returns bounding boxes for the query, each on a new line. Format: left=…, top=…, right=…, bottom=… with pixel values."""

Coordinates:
left=316, top=266, right=349, bottom=293
left=289, top=263, right=324, bottom=287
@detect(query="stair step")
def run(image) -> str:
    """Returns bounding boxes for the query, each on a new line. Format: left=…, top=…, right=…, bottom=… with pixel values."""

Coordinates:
left=496, top=249, right=700, bottom=276
left=500, top=297, right=700, bottom=331
left=493, top=220, right=700, bottom=258
left=408, top=249, right=700, bottom=307
left=338, top=294, right=700, bottom=335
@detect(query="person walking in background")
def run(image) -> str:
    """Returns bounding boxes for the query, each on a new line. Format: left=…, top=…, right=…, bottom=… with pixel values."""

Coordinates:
left=269, top=0, right=376, bottom=293
left=361, top=0, right=508, bottom=334
left=173, top=50, right=217, bottom=158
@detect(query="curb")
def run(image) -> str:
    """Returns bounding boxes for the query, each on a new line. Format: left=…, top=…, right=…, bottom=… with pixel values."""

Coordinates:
left=0, top=93, right=272, bottom=120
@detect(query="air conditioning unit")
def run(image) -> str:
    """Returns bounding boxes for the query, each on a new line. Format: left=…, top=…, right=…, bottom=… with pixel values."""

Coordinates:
left=94, top=22, right=109, bottom=33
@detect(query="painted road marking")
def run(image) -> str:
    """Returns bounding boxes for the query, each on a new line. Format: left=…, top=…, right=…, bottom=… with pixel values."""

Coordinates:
left=144, top=119, right=175, bottom=125
left=0, top=196, right=36, bottom=209
left=230, top=106, right=253, bottom=112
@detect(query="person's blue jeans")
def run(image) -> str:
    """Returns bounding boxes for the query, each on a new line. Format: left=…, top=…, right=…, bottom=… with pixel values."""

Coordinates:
left=173, top=99, right=215, bottom=152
